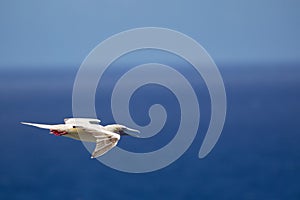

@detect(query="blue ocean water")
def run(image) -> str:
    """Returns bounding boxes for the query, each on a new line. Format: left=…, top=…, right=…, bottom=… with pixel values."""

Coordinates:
left=0, top=65, right=299, bottom=199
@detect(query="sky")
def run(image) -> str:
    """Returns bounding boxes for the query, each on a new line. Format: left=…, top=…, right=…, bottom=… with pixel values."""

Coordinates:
left=0, top=0, right=299, bottom=69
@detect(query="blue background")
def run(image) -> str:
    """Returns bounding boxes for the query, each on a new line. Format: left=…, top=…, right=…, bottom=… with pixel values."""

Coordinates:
left=0, top=1, right=299, bottom=199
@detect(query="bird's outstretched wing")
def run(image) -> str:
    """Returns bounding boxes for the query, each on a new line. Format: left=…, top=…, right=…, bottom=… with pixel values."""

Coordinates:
left=92, top=135, right=119, bottom=158
left=81, top=128, right=120, bottom=158
left=21, top=122, right=55, bottom=129
left=64, top=118, right=101, bottom=125
left=21, top=122, right=70, bottom=130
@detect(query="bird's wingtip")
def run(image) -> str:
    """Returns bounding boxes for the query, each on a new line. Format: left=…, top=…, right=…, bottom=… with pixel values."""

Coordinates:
left=21, top=122, right=36, bottom=126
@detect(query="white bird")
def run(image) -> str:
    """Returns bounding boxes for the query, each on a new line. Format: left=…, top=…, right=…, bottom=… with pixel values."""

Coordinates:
left=21, top=118, right=140, bottom=158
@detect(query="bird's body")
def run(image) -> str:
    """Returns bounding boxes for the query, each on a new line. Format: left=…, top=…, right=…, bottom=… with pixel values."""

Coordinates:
left=21, top=118, right=139, bottom=158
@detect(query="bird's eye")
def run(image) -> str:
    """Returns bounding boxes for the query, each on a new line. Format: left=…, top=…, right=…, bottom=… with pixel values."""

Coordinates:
left=72, top=125, right=83, bottom=129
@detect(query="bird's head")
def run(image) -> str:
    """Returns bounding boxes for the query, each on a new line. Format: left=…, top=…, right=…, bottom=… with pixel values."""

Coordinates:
left=105, top=124, right=140, bottom=137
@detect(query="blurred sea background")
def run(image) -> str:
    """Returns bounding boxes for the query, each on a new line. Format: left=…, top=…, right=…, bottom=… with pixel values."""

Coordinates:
left=0, top=1, right=299, bottom=199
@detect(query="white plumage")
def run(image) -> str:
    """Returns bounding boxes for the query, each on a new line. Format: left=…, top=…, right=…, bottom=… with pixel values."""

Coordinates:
left=21, top=118, right=139, bottom=158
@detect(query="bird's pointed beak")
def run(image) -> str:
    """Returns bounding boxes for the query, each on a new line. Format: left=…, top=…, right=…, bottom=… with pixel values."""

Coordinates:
left=124, top=127, right=140, bottom=138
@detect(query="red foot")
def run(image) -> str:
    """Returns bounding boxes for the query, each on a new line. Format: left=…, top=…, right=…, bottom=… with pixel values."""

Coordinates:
left=50, top=130, right=68, bottom=136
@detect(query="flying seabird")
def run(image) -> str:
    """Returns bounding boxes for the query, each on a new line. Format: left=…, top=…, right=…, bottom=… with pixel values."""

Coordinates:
left=21, top=118, right=140, bottom=158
